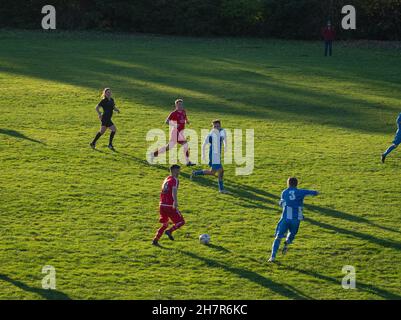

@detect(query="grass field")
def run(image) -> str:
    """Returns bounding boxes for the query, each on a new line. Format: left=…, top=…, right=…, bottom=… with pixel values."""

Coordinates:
left=0, top=30, right=400, bottom=300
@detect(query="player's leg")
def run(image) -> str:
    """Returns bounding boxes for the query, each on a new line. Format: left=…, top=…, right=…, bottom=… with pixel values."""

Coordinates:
left=182, top=142, right=195, bottom=166
left=282, top=220, right=300, bottom=255
left=151, top=129, right=178, bottom=160
left=90, top=125, right=107, bottom=148
left=269, top=219, right=288, bottom=262
left=153, top=207, right=170, bottom=245
left=108, top=124, right=117, bottom=150
left=165, top=209, right=185, bottom=240
left=217, top=167, right=226, bottom=193
left=382, top=143, right=399, bottom=163
left=177, top=129, right=195, bottom=166
left=191, top=168, right=215, bottom=178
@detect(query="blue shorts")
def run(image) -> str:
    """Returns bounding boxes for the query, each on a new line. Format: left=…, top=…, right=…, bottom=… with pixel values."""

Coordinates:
left=275, top=218, right=300, bottom=242
left=209, top=162, right=223, bottom=171
left=393, top=133, right=401, bottom=145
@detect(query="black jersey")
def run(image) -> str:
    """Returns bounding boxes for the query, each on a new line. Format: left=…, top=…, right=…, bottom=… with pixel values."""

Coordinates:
left=99, top=98, right=115, bottom=120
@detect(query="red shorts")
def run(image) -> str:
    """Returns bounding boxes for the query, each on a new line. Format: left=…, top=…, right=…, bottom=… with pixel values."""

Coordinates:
left=170, top=128, right=187, bottom=145
left=159, top=206, right=184, bottom=224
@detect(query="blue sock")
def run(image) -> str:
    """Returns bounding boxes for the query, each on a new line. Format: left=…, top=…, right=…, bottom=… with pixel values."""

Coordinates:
left=218, top=179, right=224, bottom=191
left=193, top=170, right=204, bottom=176
left=384, top=145, right=397, bottom=157
left=271, top=238, right=281, bottom=259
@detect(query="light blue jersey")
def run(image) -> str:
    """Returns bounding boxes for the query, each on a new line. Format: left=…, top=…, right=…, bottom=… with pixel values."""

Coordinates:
left=270, top=186, right=319, bottom=260
left=279, top=187, right=319, bottom=221
left=393, top=113, right=401, bottom=145
left=382, top=113, right=401, bottom=159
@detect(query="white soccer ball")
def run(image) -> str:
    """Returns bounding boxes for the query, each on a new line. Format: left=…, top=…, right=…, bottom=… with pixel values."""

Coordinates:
left=199, top=234, right=211, bottom=245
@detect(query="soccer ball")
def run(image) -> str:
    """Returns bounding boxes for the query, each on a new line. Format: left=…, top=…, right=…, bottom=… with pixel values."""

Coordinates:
left=199, top=234, right=211, bottom=245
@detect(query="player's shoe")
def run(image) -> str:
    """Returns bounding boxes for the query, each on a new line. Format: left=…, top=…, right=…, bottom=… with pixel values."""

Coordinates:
left=165, top=230, right=174, bottom=241
left=152, top=239, right=160, bottom=246
left=190, top=171, right=195, bottom=180
left=282, top=242, right=289, bottom=255
left=108, top=144, right=115, bottom=151
left=381, top=154, right=386, bottom=163
left=268, top=257, right=275, bottom=263
left=90, top=142, right=96, bottom=149
left=219, top=189, right=230, bottom=194
left=186, top=161, right=196, bottom=167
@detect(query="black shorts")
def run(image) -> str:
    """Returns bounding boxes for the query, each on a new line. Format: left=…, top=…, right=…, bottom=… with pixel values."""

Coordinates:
left=101, top=118, right=114, bottom=127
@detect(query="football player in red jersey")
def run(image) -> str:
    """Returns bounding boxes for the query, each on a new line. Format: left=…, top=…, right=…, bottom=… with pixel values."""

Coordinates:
left=152, top=165, right=186, bottom=246
left=150, top=99, right=195, bottom=166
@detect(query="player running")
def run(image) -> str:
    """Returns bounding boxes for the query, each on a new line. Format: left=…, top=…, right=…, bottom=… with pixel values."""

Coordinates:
left=191, top=119, right=228, bottom=193
left=268, top=177, right=319, bottom=262
left=381, top=112, right=401, bottom=163
left=90, top=88, right=120, bottom=151
left=150, top=99, right=195, bottom=166
left=152, top=164, right=186, bottom=246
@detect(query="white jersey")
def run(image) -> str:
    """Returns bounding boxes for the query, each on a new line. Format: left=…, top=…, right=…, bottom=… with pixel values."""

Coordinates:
left=203, top=128, right=226, bottom=165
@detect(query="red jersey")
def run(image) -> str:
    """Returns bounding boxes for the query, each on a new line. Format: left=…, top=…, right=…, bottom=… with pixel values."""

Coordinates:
left=160, top=175, right=179, bottom=206
left=167, top=110, right=188, bottom=132
left=322, top=27, right=336, bottom=41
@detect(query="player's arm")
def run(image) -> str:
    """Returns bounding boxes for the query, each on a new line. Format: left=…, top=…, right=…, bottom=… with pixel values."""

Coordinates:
left=279, top=191, right=286, bottom=207
left=202, top=135, right=210, bottom=161
left=221, top=129, right=227, bottom=149
left=113, top=105, right=120, bottom=113
left=172, top=186, right=178, bottom=209
left=165, top=113, right=178, bottom=128
left=95, top=104, right=102, bottom=120
left=302, top=189, right=319, bottom=197
left=397, top=113, right=401, bottom=126
left=185, top=112, right=190, bottom=125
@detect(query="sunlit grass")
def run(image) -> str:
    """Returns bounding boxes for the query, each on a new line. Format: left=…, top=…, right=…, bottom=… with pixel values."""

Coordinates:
left=0, top=30, right=400, bottom=299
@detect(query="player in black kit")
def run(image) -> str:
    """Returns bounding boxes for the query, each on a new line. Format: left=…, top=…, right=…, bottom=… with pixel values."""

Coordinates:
left=90, top=88, right=120, bottom=150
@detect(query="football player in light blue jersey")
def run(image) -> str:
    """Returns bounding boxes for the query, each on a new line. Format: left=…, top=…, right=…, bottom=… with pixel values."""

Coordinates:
left=382, top=113, right=401, bottom=163
left=191, top=119, right=228, bottom=193
left=268, top=177, right=319, bottom=262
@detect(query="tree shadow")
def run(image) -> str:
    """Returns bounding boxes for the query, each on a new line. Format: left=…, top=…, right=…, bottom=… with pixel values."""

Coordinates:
left=0, top=128, right=44, bottom=144
left=305, top=204, right=400, bottom=234
left=101, top=150, right=171, bottom=172
left=306, top=217, right=401, bottom=251
left=176, top=249, right=311, bottom=300
left=285, top=265, right=401, bottom=300
left=0, top=274, right=71, bottom=300
left=1, top=36, right=399, bottom=134
left=225, top=181, right=400, bottom=235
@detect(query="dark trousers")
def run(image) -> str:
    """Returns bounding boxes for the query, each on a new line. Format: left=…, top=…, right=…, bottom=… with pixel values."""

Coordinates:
left=324, top=41, right=333, bottom=56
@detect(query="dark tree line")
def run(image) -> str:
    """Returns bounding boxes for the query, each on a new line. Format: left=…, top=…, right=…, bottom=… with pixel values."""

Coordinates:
left=1, top=0, right=400, bottom=40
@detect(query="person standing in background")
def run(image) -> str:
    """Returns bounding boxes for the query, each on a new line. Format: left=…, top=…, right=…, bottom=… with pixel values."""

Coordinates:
left=322, top=21, right=336, bottom=57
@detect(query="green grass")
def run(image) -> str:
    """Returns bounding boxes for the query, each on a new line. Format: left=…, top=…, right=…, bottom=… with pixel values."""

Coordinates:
left=0, top=30, right=400, bottom=300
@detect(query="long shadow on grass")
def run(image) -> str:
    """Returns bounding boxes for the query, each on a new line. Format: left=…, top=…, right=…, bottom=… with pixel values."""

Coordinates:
left=176, top=249, right=311, bottom=300
left=0, top=40, right=398, bottom=134
left=285, top=265, right=401, bottom=300
left=0, top=128, right=44, bottom=144
left=0, top=274, right=71, bottom=300
left=101, top=150, right=400, bottom=242
left=306, top=217, right=401, bottom=251
left=112, top=151, right=276, bottom=210
left=188, top=175, right=275, bottom=211
left=225, top=181, right=400, bottom=234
